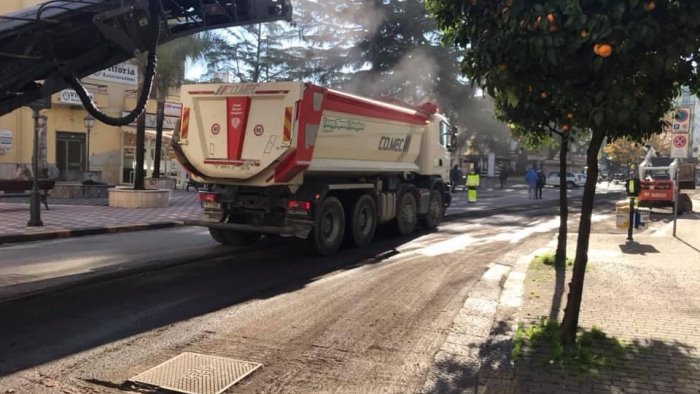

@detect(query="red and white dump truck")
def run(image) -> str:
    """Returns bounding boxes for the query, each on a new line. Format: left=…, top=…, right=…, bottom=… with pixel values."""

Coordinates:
left=173, top=82, right=457, bottom=255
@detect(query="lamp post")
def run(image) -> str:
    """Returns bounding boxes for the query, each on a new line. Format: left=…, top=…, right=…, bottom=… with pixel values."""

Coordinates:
left=84, top=114, right=95, bottom=172
left=28, top=112, right=47, bottom=226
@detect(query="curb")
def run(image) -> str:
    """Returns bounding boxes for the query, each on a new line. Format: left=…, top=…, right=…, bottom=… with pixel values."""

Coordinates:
left=421, top=244, right=554, bottom=393
left=0, top=222, right=183, bottom=245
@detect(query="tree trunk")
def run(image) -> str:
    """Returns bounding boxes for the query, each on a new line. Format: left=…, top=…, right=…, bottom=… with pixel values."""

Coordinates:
left=555, top=134, right=569, bottom=266
left=559, top=129, right=606, bottom=344
left=153, top=99, right=165, bottom=178
left=134, top=113, right=146, bottom=190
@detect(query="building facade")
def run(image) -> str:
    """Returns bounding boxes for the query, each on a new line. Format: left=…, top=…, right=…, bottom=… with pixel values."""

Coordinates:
left=0, top=1, right=183, bottom=185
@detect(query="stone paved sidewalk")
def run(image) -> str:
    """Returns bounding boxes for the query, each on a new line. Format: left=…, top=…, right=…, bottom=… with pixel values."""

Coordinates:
left=476, top=192, right=700, bottom=394
left=0, top=189, right=202, bottom=237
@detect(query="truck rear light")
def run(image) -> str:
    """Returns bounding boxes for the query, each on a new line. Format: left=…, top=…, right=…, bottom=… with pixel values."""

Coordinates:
left=287, top=200, right=311, bottom=211
left=197, top=192, right=218, bottom=203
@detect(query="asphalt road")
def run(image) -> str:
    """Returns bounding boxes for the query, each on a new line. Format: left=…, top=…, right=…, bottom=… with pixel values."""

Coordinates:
left=0, top=203, right=613, bottom=393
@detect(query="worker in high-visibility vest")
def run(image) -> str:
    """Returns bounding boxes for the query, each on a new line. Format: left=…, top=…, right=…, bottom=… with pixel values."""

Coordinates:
left=466, top=168, right=480, bottom=203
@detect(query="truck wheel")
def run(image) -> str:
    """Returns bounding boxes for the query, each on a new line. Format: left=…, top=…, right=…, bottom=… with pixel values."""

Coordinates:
left=308, top=196, right=345, bottom=255
left=209, top=228, right=261, bottom=246
left=394, top=190, right=418, bottom=236
left=209, top=228, right=227, bottom=244
left=421, top=189, right=443, bottom=230
left=566, top=181, right=576, bottom=189
left=349, top=194, right=377, bottom=247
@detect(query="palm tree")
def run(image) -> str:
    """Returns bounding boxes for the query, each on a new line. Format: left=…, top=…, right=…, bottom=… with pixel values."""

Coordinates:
left=152, top=34, right=211, bottom=178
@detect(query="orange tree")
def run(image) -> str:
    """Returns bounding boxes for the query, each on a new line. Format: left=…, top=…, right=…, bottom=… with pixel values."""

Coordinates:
left=493, top=97, right=573, bottom=267
left=426, top=0, right=700, bottom=344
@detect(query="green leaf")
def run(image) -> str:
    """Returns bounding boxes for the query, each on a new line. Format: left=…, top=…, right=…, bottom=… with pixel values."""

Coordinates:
left=506, top=89, right=520, bottom=107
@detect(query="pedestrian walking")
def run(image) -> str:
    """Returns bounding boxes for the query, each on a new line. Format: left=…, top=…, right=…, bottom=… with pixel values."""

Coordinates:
left=450, top=165, right=463, bottom=193
left=525, top=167, right=538, bottom=200
left=466, top=168, right=480, bottom=203
left=499, top=165, right=509, bottom=189
left=536, top=169, right=546, bottom=199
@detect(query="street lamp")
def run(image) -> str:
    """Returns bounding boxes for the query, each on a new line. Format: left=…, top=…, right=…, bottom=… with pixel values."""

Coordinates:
left=84, top=114, right=95, bottom=171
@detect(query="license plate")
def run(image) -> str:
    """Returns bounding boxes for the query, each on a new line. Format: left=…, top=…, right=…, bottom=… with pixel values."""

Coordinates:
left=202, top=201, right=221, bottom=209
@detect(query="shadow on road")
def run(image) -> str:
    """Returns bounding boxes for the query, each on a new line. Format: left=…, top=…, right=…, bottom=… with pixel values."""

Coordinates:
left=619, top=241, right=660, bottom=255
left=548, top=263, right=566, bottom=322
left=0, top=226, right=435, bottom=377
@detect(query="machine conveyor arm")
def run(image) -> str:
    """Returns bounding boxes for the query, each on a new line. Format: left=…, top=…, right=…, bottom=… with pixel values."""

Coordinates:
left=0, top=0, right=292, bottom=117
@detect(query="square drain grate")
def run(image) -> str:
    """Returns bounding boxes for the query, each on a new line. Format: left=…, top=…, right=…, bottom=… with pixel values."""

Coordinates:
left=129, top=352, right=263, bottom=394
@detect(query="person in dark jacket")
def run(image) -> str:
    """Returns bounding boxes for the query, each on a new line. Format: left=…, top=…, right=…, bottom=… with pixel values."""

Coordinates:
left=450, top=165, right=463, bottom=192
left=499, top=164, right=509, bottom=189
left=536, top=169, right=547, bottom=199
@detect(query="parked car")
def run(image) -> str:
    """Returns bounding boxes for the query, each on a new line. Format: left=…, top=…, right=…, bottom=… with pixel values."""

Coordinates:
left=547, top=172, right=585, bottom=188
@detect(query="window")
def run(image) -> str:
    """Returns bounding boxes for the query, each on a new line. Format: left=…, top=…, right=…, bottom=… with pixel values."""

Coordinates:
left=439, top=121, right=449, bottom=147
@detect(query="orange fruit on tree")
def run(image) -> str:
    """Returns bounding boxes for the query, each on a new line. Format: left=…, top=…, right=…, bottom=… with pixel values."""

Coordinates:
left=597, top=44, right=613, bottom=58
left=580, top=30, right=589, bottom=38
left=505, top=0, right=513, bottom=6
left=567, top=112, right=574, bottom=119
left=643, top=1, right=655, bottom=12
left=540, top=91, right=548, bottom=99
left=561, top=124, right=570, bottom=132
left=546, top=13, right=555, bottom=23
left=549, top=25, right=558, bottom=33
left=593, top=44, right=602, bottom=55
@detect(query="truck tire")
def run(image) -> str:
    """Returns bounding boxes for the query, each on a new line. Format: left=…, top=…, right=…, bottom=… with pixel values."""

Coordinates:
left=566, top=181, right=576, bottom=189
left=349, top=194, right=377, bottom=247
left=307, top=196, right=345, bottom=255
left=209, top=228, right=261, bottom=246
left=421, top=189, right=443, bottom=230
left=394, top=190, right=418, bottom=236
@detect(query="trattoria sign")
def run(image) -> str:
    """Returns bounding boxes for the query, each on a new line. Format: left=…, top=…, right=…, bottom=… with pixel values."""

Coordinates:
left=88, top=62, right=138, bottom=86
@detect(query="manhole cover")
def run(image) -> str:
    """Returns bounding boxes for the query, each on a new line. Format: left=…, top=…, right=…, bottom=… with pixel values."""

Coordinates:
left=129, top=352, right=263, bottom=394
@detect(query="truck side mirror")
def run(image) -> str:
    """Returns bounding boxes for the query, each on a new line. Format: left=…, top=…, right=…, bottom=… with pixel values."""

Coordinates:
left=447, top=126, right=458, bottom=152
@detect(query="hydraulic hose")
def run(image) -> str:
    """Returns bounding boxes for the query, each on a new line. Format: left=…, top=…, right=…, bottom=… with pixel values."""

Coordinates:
left=64, top=2, right=162, bottom=126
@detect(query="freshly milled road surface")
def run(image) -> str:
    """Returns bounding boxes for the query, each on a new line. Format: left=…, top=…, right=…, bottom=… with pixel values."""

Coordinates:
left=0, top=208, right=562, bottom=393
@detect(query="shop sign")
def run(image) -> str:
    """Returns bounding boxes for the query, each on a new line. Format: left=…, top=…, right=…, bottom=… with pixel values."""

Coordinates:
left=124, top=112, right=179, bottom=130
left=89, top=62, right=138, bottom=86
left=164, top=102, right=183, bottom=117
left=59, top=89, right=94, bottom=105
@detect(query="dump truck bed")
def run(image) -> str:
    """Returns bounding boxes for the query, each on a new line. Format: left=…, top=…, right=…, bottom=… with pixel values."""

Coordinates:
left=177, top=82, right=433, bottom=187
